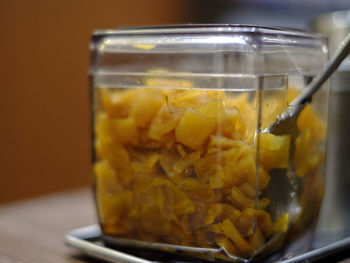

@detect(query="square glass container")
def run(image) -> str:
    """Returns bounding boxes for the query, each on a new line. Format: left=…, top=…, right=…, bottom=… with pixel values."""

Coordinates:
left=90, top=25, right=329, bottom=262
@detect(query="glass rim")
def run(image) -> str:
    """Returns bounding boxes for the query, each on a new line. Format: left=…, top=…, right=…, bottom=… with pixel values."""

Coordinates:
left=92, top=24, right=326, bottom=40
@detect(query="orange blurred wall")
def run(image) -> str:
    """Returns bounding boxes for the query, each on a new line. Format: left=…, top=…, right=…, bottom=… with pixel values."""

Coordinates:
left=0, top=0, right=189, bottom=203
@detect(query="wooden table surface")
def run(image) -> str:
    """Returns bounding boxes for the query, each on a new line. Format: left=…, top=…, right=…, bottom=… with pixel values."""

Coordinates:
left=0, top=188, right=100, bottom=263
left=1, top=188, right=349, bottom=263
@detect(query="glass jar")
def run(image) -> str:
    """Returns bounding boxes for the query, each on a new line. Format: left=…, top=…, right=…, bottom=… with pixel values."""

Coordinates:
left=90, top=25, right=329, bottom=262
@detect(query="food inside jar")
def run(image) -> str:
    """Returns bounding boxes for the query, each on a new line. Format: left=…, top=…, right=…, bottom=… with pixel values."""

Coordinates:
left=93, top=77, right=326, bottom=260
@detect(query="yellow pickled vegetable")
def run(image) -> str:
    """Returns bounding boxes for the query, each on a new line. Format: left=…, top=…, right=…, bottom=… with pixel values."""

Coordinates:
left=221, top=219, right=252, bottom=257
left=93, top=79, right=326, bottom=260
left=175, top=108, right=216, bottom=150
left=148, top=105, right=183, bottom=141
left=109, top=118, right=138, bottom=145
left=130, top=88, right=164, bottom=127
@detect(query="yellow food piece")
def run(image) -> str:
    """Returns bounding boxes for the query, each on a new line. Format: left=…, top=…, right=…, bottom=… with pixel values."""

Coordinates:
left=259, top=149, right=289, bottom=170
left=95, top=113, right=113, bottom=158
left=258, top=133, right=290, bottom=170
left=197, top=99, right=226, bottom=118
left=98, top=191, right=133, bottom=234
left=225, top=93, right=256, bottom=142
left=208, top=135, right=246, bottom=151
left=105, top=145, right=133, bottom=187
left=175, top=108, right=216, bottom=149
left=298, top=105, right=326, bottom=140
left=178, top=178, right=215, bottom=203
left=221, top=219, right=251, bottom=257
left=194, top=152, right=221, bottom=182
left=273, top=213, right=289, bottom=234
left=95, top=160, right=122, bottom=194
left=166, top=223, right=194, bottom=245
left=160, top=149, right=201, bottom=182
left=132, top=177, right=195, bottom=229
left=130, top=150, right=160, bottom=169
left=109, top=118, right=138, bottom=145
left=205, top=203, right=240, bottom=224
left=234, top=208, right=256, bottom=237
left=288, top=86, right=327, bottom=139
left=94, top=82, right=326, bottom=260
left=176, top=143, right=187, bottom=157
left=227, top=186, right=270, bottom=210
left=129, top=149, right=161, bottom=175
left=257, top=167, right=271, bottom=191
left=195, top=223, right=223, bottom=247
left=257, top=198, right=271, bottom=210
left=259, top=133, right=291, bottom=153
left=130, top=88, right=165, bottom=127
left=164, top=180, right=196, bottom=216
left=294, top=128, right=325, bottom=177
left=225, top=107, right=246, bottom=139
left=198, top=99, right=234, bottom=137
left=239, top=183, right=256, bottom=199
left=288, top=87, right=326, bottom=176
left=248, top=227, right=265, bottom=252
left=148, top=105, right=183, bottom=141
left=138, top=206, right=173, bottom=235
left=195, top=142, right=257, bottom=189
left=100, top=88, right=143, bottom=119
left=247, top=208, right=273, bottom=238
left=216, top=236, right=241, bottom=256
left=169, top=90, right=224, bottom=109
left=222, top=145, right=256, bottom=188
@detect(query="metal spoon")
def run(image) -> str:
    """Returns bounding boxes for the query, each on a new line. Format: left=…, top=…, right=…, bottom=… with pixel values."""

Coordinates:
left=265, top=32, right=350, bottom=136
left=261, top=33, right=350, bottom=228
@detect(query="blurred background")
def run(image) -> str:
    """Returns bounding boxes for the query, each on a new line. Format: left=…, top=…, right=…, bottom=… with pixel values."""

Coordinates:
left=1, top=0, right=350, bottom=204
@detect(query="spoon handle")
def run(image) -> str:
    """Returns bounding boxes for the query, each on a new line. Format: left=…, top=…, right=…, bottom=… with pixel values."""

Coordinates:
left=290, top=32, right=350, bottom=107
